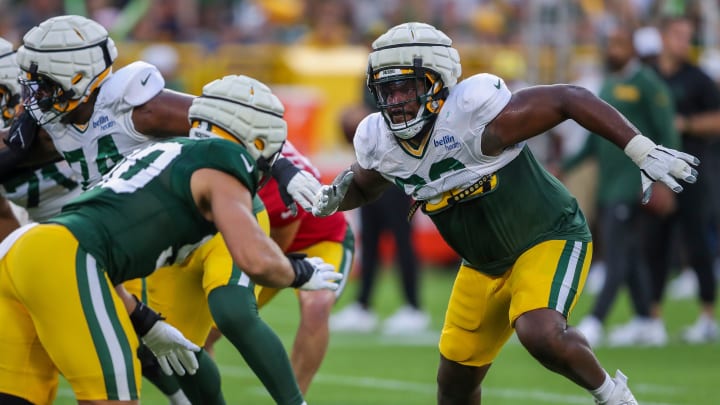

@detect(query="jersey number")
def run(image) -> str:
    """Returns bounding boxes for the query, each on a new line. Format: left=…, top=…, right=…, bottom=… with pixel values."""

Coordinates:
left=394, top=157, right=466, bottom=189
left=99, top=142, right=183, bottom=193
left=63, top=135, right=124, bottom=188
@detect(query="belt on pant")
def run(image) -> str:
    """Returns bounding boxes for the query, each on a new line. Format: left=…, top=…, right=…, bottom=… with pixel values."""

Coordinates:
left=407, top=173, right=497, bottom=222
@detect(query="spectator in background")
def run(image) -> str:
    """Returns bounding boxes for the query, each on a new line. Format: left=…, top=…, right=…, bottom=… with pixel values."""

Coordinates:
left=569, top=24, right=678, bottom=347
left=649, top=15, right=720, bottom=343
left=330, top=86, right=430, bottom=335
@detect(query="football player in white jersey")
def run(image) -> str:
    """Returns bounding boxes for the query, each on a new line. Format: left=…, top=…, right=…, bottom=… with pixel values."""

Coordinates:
left=0, top=15, right=322, bottom=405
left=312, top=22, right=700, bottom=405
left=0, top=37, right=83, bottom=226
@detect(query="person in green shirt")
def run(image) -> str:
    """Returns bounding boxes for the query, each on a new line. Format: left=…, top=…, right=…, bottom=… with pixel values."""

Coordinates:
left=567, top=25, right=680, bottom=348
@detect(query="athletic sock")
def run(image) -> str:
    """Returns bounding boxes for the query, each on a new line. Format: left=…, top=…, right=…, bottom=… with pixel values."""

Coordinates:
left=590, top=370, right=615, bottom=403
left=168, top=389, right=192, bottom=405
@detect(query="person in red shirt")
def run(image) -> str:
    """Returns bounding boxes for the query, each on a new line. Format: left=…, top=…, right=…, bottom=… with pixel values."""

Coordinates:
left=205, top=141, right=354, bottom=395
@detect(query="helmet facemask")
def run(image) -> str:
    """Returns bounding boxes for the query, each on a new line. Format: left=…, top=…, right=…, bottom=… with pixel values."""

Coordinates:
left=0, top=84, right=19, bottom=127
left=20, top=64, right=77, bottom=125
left=368, top=58, right=447, bottom=139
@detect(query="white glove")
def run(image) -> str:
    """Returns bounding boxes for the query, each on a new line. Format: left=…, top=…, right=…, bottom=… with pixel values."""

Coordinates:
left=286, top=169, right=322, bottom=212
left=142, top=321, right=201, bottom=376
left=298, top=257, right=343, bottom=291
left=624, top=134, right=700, bottom=204
left=311, top=170, right=354, bottom=217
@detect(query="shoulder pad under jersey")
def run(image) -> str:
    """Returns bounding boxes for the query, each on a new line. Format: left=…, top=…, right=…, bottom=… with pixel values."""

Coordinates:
left=353, top=112, right=386, bottom=171
left=452, top=73, right=512, bottom=126
left=100, top=61, right=165, bottom=107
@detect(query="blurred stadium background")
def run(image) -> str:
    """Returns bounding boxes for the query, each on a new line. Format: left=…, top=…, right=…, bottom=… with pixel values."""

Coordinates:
left=3, top=0, right=719, bottom=403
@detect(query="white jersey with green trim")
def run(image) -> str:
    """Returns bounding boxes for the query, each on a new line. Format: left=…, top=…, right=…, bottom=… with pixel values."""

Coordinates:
left=354, top=73, right=523, bottom=202
left=41, top=61, right=165, bottom=188
left=0, top=160, right=82, bottom=221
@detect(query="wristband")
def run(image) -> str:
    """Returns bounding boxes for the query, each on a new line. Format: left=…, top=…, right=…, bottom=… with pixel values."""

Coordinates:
left=623, top=134, right=655, bottom=165
left=129, top=295, right=164, bottom=336
left=287, top=253, right=314, bottom=288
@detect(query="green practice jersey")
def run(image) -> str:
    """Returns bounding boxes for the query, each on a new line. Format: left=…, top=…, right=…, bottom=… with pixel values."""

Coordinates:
left=49, top=137, right=259, bottom=285
left=428, top=147, right=592, bottom=275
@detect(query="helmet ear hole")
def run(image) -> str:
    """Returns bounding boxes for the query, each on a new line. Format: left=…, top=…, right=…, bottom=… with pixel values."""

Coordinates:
left=254, top=138, right=266, bottom=151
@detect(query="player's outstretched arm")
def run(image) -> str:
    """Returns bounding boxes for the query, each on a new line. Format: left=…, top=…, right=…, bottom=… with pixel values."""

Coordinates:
left=312, top=162, right=390, bottom=216
left=115, top=285, right=200, bottom=376
left=191, top=168, right=342, bottom=290
left=483, top=84, right=699, bottom=202
left=132, top=89, right=196, bottom=138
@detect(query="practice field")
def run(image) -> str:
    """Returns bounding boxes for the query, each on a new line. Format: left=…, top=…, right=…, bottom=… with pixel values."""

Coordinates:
left=54, top=265, right=717, bottom=404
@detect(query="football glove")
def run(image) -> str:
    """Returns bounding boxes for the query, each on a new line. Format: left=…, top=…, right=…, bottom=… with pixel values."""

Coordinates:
left=141, top=320, right=201, bottom=376
left=4, top=110, right=39, bottom=151
left=624, top=134, right=699, bottom=204
left=287, top=253, right=343, bottom=290
left=128, top=296, right=200, bottom=376
left=311, top=169, right=354, bottom=217
left=271, top=156, right=322, bottom=213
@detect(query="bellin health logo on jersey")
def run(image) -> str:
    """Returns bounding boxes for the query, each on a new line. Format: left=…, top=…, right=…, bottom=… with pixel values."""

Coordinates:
left=433, top=134, right=460, bottom=151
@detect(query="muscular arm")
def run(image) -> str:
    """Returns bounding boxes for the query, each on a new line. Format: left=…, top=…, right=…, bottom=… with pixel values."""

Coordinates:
left=132, top=89, right=195, bottom=138
left=337, top=162, right=391, bottom=211
left=0, top=127, right=63, bottom=177
left=270, top=220, right=302, bottom=252
left=677, top=110, right=720, bottom=137
left=482, top=85, right=641, bottom=156
left=190, top=168, right=297, bottom=288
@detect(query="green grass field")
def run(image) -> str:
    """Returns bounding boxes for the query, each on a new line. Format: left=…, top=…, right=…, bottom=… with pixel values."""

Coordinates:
left=54, top=265, right=718, bottom=404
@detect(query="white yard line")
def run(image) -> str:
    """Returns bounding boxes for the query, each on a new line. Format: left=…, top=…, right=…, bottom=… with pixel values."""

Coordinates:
left=217, top=364, right=685, bottom=405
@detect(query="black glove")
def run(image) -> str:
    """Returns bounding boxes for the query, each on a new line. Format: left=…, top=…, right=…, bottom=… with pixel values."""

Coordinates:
left=128, top=295, right=164, bottom=336
left=271, top=156, right=301, bottom=208
left=5, top=111, right=39, bottom=151
left=287, top=253, right=314, bottom=288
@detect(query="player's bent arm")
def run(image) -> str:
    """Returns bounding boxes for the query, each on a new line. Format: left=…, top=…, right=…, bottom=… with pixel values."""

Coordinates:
left=270, top=219, right=302, bottom=252
left=482, top=84, right=641, bottom=156
left=190, top=168, right=297, bottom=288
left=132, top=89, right=196, bottom=138
left=337, top=162, right=391, bottom=211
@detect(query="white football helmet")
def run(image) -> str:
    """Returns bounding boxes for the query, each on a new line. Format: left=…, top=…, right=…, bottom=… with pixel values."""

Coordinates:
left=367, top=22, right=461, bottom=139
left=15, top=15, right=117, bottom=124
left=0, top=38, right=20, bottom=128
left=188, top=75, right=287, bottom=179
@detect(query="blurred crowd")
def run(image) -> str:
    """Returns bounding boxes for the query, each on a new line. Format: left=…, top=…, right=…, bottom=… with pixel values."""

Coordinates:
left=0, top=0, right=716, bottom=49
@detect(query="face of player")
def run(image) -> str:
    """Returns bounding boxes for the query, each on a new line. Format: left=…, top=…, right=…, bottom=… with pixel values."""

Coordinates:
left=375, top=78, right=427, bottom=124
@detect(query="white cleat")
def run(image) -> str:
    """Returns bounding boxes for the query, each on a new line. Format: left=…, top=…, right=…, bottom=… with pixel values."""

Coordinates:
left=382, top=305, right=431, bottom=335
left=596, top=370, right=638, bottom=405
left=607, top=317, right=668, bottom=347
left=329, top=303, right=378, bottom=333
left=682, top=314, right=719, bottom=344
left=577, top=316, right=604, bottom=348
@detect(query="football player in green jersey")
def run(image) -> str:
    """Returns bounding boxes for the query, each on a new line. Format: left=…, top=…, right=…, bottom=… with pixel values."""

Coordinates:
left=311, top=22, right=699, bottom=405
left=0, top=15, right=324, bottom=404
left=0, top=74, right=341, bottom=404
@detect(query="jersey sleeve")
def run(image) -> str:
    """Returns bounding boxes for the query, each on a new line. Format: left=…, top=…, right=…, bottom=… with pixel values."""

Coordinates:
left=110, top=61, right=165, bottom=107
left=353, top=113, right=383, bottom=170
left=456, top=73, right=512, bottom=131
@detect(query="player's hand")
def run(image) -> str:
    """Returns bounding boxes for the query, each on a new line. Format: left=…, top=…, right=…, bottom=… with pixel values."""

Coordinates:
left=312, top=169, right=354, bottom=217
left=271, top=156, right=321, bottom=212
left=624, top=135, right=699, bottom=204
left=288, top=253, right=342, bottom=290
left=5, top=111, right=39, bottom=151
left=141, top=320, right=201, bottom=376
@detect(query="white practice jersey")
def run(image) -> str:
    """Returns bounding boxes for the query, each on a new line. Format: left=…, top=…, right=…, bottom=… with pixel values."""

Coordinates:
left=354, top=73, right=524, bottom=202
left=42, top=61, right=165, bottom=188
left=0, top=160, right=83, bottom=221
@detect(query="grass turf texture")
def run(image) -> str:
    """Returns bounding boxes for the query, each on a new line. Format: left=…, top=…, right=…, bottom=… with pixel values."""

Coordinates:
left=54, top=266, right=717, bottom=404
